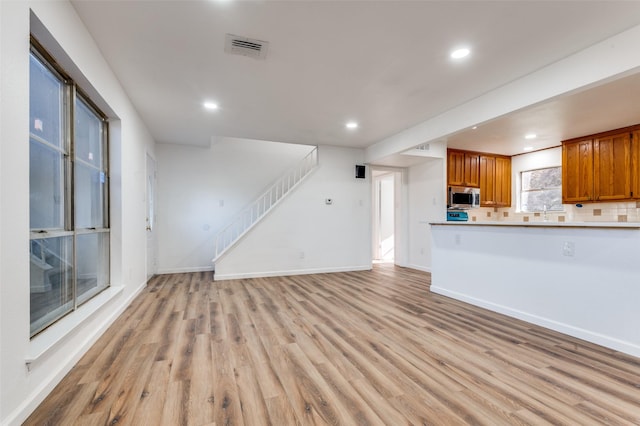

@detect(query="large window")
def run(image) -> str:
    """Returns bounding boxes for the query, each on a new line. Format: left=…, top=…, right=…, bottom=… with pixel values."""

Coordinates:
left=29, top=42, right=110, bottom=336
left=520, top=166, right=562, bottom=212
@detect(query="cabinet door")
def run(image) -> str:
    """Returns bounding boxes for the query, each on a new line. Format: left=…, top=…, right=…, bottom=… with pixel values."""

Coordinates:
left=562, top=139, right=593, bottom=203
left=447, top=151, right=465, bottom=186
left=631, top=131, right=640, bottom=199
left=479, top=155, right=496, bottom=206
left=495, top=156, right=511, bottom=207
left=464, top=153, right=480, bottom=187
left=593, top=133, right=631, bottom=201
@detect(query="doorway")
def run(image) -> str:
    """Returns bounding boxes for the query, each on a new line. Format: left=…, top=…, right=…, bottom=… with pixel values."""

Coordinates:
left=146, top=153, right=158, bottom=280
left=372, top=170, right=396, bottom=263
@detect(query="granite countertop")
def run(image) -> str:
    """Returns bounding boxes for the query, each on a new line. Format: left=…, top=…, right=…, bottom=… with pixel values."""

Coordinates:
left=430, top=221, right=640, bottom=229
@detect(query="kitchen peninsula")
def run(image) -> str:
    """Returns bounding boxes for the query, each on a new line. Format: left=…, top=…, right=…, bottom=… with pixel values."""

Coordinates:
left=430, top=221, right=640, bottom=357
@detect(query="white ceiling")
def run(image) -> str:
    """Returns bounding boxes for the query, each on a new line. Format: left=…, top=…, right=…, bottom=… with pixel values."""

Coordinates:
left=71, top=0, right=640, bottom=159
left=446, top=70, right=640, bottom=156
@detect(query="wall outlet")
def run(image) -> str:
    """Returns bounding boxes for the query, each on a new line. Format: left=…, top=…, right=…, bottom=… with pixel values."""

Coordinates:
left=455, top=234, right=461, bottom=245
left=562, top=241, right=575, bottom=257
left=299, top=251, right=305, bottom=259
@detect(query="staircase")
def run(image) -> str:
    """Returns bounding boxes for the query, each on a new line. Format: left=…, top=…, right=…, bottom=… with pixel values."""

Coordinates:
left=212, top=146, right=318, bottom=265
left=29, top=239, right=72, bottom=293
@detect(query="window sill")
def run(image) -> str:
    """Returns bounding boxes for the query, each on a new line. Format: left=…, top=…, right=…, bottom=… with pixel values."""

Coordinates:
left=26, top=285, right=123, bottom=369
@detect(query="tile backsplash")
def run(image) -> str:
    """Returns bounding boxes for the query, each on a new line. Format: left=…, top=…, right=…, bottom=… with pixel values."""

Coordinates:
left=468, top=201, right=640, bottom=223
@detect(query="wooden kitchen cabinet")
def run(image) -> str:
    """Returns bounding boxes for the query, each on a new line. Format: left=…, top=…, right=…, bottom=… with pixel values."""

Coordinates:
left=494, top=156, right=512, bottom=206
left=562, top=139, right=594, bottom=202
left=450, top=149, right=511, bottom=207
left=448, top=150, right=465, bottom=186
left=562, top=125, right=639, bottom=203
left=480, top=154, right=511, bottom=207
left=632, top=131, right=640, bottom=199
left=593, top=132, right=631, bottom=201
left=447, top=150, right=479, bottom=187
left=479, top=155, right=495, bottom=205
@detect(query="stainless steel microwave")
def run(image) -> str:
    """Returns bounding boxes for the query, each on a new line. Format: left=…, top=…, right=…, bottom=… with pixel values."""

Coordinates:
left=448, top=186, right=480, bottom=209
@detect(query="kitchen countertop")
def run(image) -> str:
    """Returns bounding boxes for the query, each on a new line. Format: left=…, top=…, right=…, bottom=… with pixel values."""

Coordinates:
left=430, top=221, right=640, bottom=229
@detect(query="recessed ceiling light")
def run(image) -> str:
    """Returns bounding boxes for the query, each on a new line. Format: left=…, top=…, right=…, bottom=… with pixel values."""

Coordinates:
left=525, top=133, right=537, bottom=139
left=523, top=146, right=534, bottom=151
left=346, top=121, right=358, bottom=129
left=204, top=101, right=219, bottom=110
left=472, top=126, right=478, bottom=130
left=450, top=47, right=470, bottom=59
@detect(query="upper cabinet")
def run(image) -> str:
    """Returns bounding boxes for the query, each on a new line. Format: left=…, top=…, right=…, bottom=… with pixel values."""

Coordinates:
left=448, top=149, right=511, bottom=207
left=593, top=133, right=631, bottom=201
left=494, top=156, right=512, bottom=207
left=562, top=139, right=594, bottom=202
left=448, top=150, right=479, bottom=187
left=479, top=155, right=495, bottom=204
left=562, top=125, right=639, bottom=203
left=480, top=154, right=511, bottom=207
left=632, top=131, right=640, bottom=199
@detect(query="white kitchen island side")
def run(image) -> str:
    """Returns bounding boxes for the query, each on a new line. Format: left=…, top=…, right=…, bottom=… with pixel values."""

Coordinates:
left=430, top=222, right=640, bottom=357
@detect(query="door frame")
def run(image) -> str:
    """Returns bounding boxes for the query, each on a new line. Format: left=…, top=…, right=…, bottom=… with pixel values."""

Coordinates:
left=370, top=166, right=407, bottom=266
left=145, top=152, right=158, bottom=280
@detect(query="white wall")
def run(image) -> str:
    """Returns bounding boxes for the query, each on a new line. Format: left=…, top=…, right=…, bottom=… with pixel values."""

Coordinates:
left=214, top=145, right=371, bottom=279
left=0, top=2, right=155, bottom=424
left=431, top=223, right=640, bottom=357
left=156, top=138, right=314, bottom=273
left=405, top=157, right=446, bottom=272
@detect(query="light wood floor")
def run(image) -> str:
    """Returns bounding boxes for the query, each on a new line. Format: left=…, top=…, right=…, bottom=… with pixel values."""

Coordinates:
left=25, top=264, right=640, bottom=425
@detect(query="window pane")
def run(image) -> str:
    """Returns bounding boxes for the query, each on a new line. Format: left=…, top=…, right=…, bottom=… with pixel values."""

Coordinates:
left=30, top=53, right=64, bottom=148
left=521, top=189, right=563, bottom=212
left=521, top=167, right=562, bottom=212
left=30, top=236, right=74, bottom=335
left=76, top=232, right=110, bottom=304
left=29, top=43, right=110, bottom=337
left=522, top=167, right=561, bottom=191
left=30, top=139, right=65, bottom=230
left=75, top=98, right=103, bottom=168
left=75, top=163, right=105, bottom=228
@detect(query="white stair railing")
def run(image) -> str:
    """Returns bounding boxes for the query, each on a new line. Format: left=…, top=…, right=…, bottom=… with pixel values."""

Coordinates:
left=212, top=146, right=318, bottom=262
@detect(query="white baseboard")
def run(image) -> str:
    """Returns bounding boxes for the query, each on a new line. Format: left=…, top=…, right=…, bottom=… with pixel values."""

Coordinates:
left=156, top=266, right=214, bottom=275
left=431, top=286, right=640, bottom=359
left=214, top=265, right=372, bottom=281
left=405, top=263, right=432, bottom=273
left=6, top=280, right=147, bottom=426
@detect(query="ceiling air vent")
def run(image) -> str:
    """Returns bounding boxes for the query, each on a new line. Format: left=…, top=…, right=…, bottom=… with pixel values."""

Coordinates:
left=225, top=34, right=269, bottom=60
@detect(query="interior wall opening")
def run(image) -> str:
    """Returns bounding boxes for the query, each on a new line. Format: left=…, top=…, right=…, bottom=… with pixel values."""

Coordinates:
left=372, top=170, right=396, bottom=263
